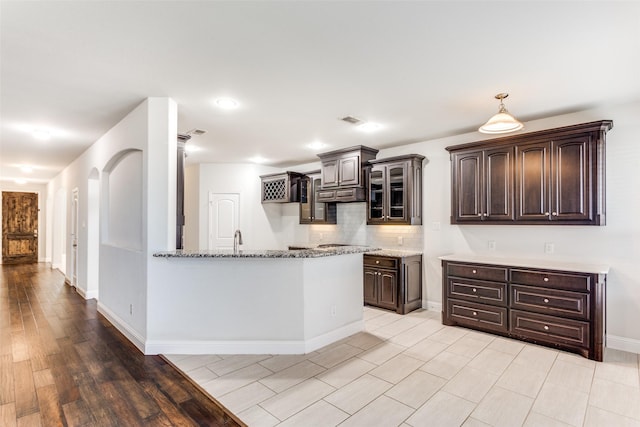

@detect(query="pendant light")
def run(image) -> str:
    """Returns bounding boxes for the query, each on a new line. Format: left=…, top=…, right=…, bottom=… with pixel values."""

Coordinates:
left=478, top=93, right=524, bottom=134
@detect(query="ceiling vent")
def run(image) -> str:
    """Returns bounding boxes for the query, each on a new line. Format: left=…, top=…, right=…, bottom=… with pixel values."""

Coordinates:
left=340, top=116, right=362, bottom=125
left=186, top=128, right=207, bottom=136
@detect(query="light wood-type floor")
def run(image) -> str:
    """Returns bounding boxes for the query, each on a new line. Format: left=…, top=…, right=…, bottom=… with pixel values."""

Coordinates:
left=169, top=307, right=640, bottom=426
left=0, top=263, right=242, bottom=426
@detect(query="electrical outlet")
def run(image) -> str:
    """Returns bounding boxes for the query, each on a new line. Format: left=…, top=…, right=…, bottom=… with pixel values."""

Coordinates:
left=397, top=236, right=403, bottom=246
left=432, top=221, right=441, bottom=231
left=488, top=240, right=496, bottom=251
left=544, top=242, right=555, bottom=254
left=331, top=305, right=337, bottom=317
left=319, top=233, right=324, bottom=241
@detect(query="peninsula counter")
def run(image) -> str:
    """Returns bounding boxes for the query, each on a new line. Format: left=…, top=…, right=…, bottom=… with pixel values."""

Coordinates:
left=147, top=246, right=376, bottom=355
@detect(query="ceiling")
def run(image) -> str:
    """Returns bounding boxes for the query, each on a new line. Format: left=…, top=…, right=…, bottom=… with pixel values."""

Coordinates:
left=2, top=1, right=639, bottom=184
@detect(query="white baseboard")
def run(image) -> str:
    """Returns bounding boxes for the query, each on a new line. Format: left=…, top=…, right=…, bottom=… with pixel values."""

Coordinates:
left=606, top=335, right=640, bottom=355
left=145, top=320, right=364, bottom=356
left=425, top=300, right=442, bottom=313
left=74, top=286, right=98, bottom=301
left=97, top=302, right=146, bottom=353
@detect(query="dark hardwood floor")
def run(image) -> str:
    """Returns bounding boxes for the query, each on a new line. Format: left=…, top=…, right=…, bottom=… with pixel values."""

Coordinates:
left=0, top=263, right=243, bottom=426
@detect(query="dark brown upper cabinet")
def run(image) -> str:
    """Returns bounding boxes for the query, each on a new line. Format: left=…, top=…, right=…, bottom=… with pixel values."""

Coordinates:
left=299, top=171, right=337, bottom=224
left=451, top=146, right=514, bottom=222
left=447, top=120, right=612, bottom=225
left=367, top=154, right=424, bottom=225
left=317, top=145, right=379, bottom=203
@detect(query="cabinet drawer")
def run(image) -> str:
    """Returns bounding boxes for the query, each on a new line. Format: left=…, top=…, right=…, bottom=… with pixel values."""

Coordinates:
left=364, top=255, right=398, bottom=269
left=510, top=269, right=591, bottom=292
left=511, top=285, right=590, bottom=320
left=447, top=278, right=507, bottom=307
left=447, top=263, right=508, bottom=282
left=446, top=299, right=508, bottom=333
left=510, top=309, right=589, bottom=348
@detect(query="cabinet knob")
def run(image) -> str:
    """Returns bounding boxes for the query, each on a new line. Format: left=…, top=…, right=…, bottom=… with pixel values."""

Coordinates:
left=543, top=298, right=549, bottom=303
left=483, top=213, right=488, bottom=217
left=543, top=325, right=550, bottom=331
left=472, top=311, right=478, bottom=316
left=552, top=212, right=558, bottom=216
left=472, top=288, right=477, bottom=293
left=545, top=212, right=550, bottom=216
left=543, top=277, right=549, bottom=282
left=477, top=213, right=482, bottom=217
left=375, top=260, right=380, bottom=264
left=472, top=269, right=477, bottom=274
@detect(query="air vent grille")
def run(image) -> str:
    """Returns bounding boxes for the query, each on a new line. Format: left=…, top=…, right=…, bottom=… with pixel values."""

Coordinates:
left=340, top=116, right=362, bottom=124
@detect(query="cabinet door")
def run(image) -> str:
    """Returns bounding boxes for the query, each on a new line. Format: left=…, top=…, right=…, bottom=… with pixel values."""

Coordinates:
left=363, top=268, right=378, bottom=305
left=452, top=151, right=483, bottom=221
left=552, top=136, right=591, bottom=221
left=516, top=142, right=551, bottom=221
left=312, top=176, right=327, bottom=222
left=377, top=270, right=398, bottom=310
left=339, top=155, right=360, bottom=186
left=368, top=166, right=385, bottom=223
left=299, top=176, right=312, bottom=223
left=485, top=147, right=514, bottom=221
left=387, top=163, right=408, bottom=222
left=321, top=159, right=339, bottom=188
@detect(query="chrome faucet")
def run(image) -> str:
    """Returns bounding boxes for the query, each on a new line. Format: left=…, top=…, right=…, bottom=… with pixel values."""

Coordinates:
left=233, top=229, right=243, bottom=254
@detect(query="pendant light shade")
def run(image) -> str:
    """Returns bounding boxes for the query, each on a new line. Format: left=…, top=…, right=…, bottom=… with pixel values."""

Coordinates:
left=478, top=93, right=524, bottom=134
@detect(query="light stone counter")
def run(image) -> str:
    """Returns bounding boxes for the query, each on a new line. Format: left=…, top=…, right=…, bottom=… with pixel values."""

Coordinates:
left=153, top=245, right=376, bottom=259
left=439, top=253, right=609, bottom=274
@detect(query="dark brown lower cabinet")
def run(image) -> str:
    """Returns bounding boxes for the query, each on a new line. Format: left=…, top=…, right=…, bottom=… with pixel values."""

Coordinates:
left=364, top=254, right=422, bottom=314
left=442, top=259, right=606, bottom=361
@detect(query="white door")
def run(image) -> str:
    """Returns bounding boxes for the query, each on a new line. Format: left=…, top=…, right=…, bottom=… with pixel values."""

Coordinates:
left=71, top=188, right=79, bottom=286
left=208, top=193, right=239, bottom=250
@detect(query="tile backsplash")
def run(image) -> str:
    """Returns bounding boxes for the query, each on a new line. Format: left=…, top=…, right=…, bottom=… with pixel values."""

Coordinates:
left=307, top=203, right=423, bottom=250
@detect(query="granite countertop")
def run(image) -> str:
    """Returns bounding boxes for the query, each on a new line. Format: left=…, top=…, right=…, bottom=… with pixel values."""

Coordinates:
left=367, top=249, right=423, bottom=257
left=153, top=245, right=379, bottom=259
left=439, top=253, right=609, bottom=274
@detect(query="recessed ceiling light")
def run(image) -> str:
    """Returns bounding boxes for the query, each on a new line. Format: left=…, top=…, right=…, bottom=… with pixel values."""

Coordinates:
left=20, top=165, right=33, bottom=173
left=249, top=155, right=268, bottom=164
left=356, top=122, right=383, bottom=133
left=214, top=97, right=240, bottom=110
left=307, top=141, right=328, bottom=150
left=14, top=178, right=27, bottom=185
left=32, top=128, right=51, bottom=140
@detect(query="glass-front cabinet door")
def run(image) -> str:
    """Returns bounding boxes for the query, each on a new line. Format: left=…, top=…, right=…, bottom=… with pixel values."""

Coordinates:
left=387, top=165, right=406, bottom=221
left=312, top=176, right=326, bottom=222
left=367, top=154, right=423, bottom=225
left=368, top=163, right=407, bottom=224
left=368, top=167, right=385, bottom=222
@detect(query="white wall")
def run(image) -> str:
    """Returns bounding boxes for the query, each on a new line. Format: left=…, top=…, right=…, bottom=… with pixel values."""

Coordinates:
left=0, top=182, right=48, bottom=263
left=186, top=162, right=285, bottom=250
left=46, top=98, right=177, bottom=352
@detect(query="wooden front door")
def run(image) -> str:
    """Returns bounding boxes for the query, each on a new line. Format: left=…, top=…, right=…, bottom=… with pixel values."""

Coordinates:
left=2, top=192, right=38, bottom=264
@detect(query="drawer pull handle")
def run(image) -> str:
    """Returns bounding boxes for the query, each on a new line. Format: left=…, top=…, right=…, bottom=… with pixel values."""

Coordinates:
left=478, top=213, right=482, bottom=217
left=543, top=325, right=550, bottom=331
left=543, top=277, right=549, bottom=282
left=543, top=298, right=549, bottom=303
left=375, top=260, right=380, bottom=264
left=472, top=288, right=477, bottom=293
left=472, top=269, right=477, bottom=274
left=472, top=311, right=478, bottom=316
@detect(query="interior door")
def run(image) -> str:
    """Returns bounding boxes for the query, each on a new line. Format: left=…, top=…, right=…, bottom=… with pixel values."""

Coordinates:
left=208, top=193, right=240, bottom=249
left=2, top=191, right=38, bottom=264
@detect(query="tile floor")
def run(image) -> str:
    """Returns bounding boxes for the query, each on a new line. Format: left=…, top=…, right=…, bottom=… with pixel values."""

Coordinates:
left=165, top=307, right=640, bottom=427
